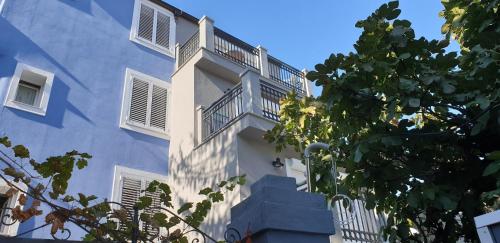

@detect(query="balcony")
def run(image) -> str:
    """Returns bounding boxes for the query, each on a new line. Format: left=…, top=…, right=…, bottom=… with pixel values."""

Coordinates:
left=174, top=16, right=311, bottom=143
left=175, top=16, right=309, bottom=94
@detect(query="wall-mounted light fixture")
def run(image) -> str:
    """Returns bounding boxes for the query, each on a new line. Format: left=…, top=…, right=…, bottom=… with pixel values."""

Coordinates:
left=272, top=157, right=284, bottom=168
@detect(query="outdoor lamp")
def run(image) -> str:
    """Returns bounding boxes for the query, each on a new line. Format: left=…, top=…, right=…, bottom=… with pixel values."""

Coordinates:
left=272, top=157, right=284, bottom=168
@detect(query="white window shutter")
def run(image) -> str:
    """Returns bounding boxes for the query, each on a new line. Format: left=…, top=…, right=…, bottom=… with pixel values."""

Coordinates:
left=129, top=78, right=150, bottom=125
left=149, top=85, right=168, bottom=131
left=120, top=177, right=142, bottom=214
left=138, top=3, right=154, bottom=42
left=142, top=181, right=162, bottom=234
left=155, top=12, right=171, bottom=49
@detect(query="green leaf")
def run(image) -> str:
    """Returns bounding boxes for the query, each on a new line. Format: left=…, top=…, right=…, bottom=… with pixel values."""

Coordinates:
left=486, top=151, right=500, bottom=161
left=441, top=81, right=456, bottom=94
left=399, top=53, right=411, bottom=60
left=438, top=195, right=457, bottom=210
left=199, top=187, right=213, bottom=195
left=381, top=136, right=402, bottom=146
left=423, top=187, right=436, bottom=200
left=407, top=192, right=419, bottom=208
left=76, top=159, right=88, bottom=169
left=13, top=145, right=30, bottom=158
left=0, top=137, right=11, bottom=147
left=471, top=112, right=489, bottom=136
left=137, top=196, right=152, bottom=210
left=399, top=78, right=417, bottom=92
left=177, top=203, right=193, bottom=214
left=408, top=98, right=420, bottom=108
left=483, top=161, right=500, bottom=176
left=354, top=146, right=363, bottom=163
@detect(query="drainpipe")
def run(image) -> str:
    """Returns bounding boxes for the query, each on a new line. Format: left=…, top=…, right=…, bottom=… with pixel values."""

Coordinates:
left=303, top=142, right=330, bottom=193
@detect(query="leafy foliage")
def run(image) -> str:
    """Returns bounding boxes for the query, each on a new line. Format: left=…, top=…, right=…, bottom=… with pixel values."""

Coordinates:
left=266, top=0, right=499, bottom=242
left=0, top=136, right=245, bottom=242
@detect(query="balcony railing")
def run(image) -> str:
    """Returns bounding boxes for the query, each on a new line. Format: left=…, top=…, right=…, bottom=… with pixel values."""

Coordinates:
left=214, top=28, right=260, bottom=70
left=176, top=17, right=309, bottom=96
left=178, top=31, right=200, bottom=67
left=260, top=81, right=286, bottom=122
left=202, top=84, right=243, bottom=140
left=268, top=55, right=305, bottom=94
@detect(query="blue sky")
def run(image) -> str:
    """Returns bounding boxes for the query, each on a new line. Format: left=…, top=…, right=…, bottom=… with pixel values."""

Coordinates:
left=166, top=0, right=459, bottom=95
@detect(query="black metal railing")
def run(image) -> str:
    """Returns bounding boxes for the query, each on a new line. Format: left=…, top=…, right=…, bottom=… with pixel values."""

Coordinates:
left=202, top=84, right=243, bottom=140
left=178, top=31, right=200, bottom=67
left=334, top=198, right=387, bottom=243
left=214, top=28, right=260, bottom=70
left=260, top=81, right=287, bottom=122
left=268, top=55, right=305, bottom=93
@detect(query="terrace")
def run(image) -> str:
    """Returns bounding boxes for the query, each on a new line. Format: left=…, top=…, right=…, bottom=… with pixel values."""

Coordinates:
left=174, top=16, right=312, bottom=142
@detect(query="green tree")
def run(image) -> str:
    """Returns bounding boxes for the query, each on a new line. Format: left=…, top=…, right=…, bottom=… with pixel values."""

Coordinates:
left=265, top=0, right=499, bottom=242
left=0, top=136, right=245, bottom=242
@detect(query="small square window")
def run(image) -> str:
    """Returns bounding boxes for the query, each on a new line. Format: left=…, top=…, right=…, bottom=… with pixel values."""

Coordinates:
left=15, top=81, right=41, bottom=106
left=3, top=63, right=54, bottom=116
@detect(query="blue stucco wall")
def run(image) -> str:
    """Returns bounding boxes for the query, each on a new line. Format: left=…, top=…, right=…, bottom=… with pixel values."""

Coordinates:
left=0, top=0, right=174, bottom=239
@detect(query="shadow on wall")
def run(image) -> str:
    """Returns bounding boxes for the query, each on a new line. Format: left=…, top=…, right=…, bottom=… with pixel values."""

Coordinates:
left=57, top=0, right=93, bottom=16
left=168, top=131, right=239, bottom=238
left=0, top=18, right=93, bottom=128
left=6, top=77, right=94, bottom=128
left=58, top=0, right=138, bottom=32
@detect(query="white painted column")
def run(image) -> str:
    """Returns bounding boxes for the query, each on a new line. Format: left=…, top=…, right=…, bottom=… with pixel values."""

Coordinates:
left=240, top=70, right=263, bottom=116
left=302, top=69, right=314, bottom=97
left=257, top=45, right=269, bottom=78
left=198, top=15, right=215, bottom=52
left=196, top=105, right=205, bottom=146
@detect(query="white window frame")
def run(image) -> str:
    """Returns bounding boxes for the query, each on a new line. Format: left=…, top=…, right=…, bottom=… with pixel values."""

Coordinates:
left=0, top=180, right=27, bottom=237
left=130, top=0, right=176, bottom=57
left=120, top=68, right=171, bottom=140
left=0, top=0, right=6, bottom=14
left=111, top=165, right=168, bottom=203
left=3, top=63, right=54, bottom=116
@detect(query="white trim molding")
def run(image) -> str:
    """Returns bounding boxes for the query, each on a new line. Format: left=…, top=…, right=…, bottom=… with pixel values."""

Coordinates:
left=130, top=0, right=176, bottom=57
left=0, top=0, right=6, bottom=15
left=3, top=63, right=54, bottom=116
left=474, top=210, right=500, bottom=243
left=120, top=68, right=171, bottom=140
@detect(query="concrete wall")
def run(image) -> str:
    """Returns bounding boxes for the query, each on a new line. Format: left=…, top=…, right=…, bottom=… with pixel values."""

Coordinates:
left=0, top=0, right=176, bottom=239
left=176, top=17, right=198, bottom=46
left=194, top=67, right=236, bottom=108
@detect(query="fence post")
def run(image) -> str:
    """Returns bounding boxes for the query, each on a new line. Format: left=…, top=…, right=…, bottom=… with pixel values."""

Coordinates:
left=196, top=105, right=205, bottom=145
left=228, top=175, right=335, bottom=243
left=132, top=206, right=139, bottom=243
left=240, top=70, right=263, bottom=116
left=198, top=15, right=214, bottom=52
left=257, top=45, right=269, bottom=79
left=302, top=69, right=313, bottom=97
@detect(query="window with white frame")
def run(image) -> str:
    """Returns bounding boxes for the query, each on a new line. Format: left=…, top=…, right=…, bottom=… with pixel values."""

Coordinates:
left=120, top=68, right=170, bottom=139
left=111, top=166, right=166, bottom=234
left=0, top=0, right=6, bottom=14
left=130, top=0, right=176, bottom=57
left=0, top=180, right=26, bottom=236
left=3, top=63, right=54, bottom=116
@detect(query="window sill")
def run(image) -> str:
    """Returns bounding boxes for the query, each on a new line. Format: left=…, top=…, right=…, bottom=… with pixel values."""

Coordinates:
left=4, top=100, right=46, bottom=116
left=130, top=36, right=175, bottom=58
left=120, top=121, right=170, bottom=140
